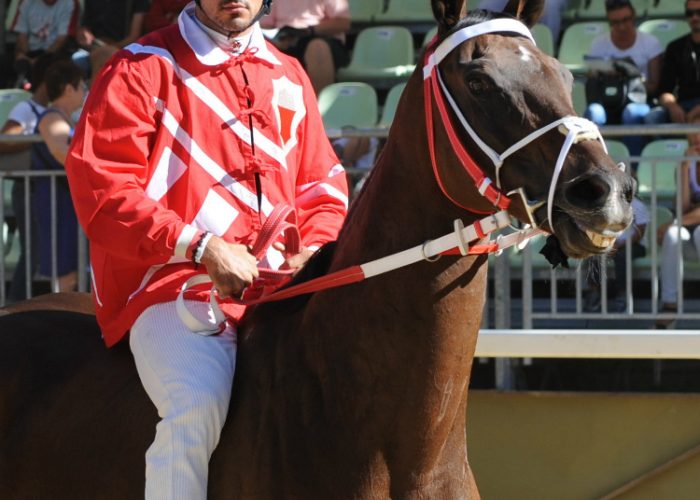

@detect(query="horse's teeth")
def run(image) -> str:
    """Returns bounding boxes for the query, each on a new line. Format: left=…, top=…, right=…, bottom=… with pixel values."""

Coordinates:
left=585, top=230, right=615, bottom=248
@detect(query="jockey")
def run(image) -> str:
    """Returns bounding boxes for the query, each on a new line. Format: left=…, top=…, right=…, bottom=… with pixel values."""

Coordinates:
left=64, top=0, right=348, bottom=497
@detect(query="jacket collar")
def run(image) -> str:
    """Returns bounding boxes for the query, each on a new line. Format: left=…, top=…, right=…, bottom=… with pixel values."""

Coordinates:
left=178, top=2, right=281, bottom=67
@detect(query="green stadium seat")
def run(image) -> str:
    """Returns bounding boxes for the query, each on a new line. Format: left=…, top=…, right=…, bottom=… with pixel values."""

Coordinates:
left=563, top=0, right=582, bottom=22
left=348, top=0, right=383, bottom=23
left=336, top=26, right=416, bottom=88
left=638, top=19, right=690, bottom=49
left=5, top=0, right=20, bottom=30
left=374, top=0, right=434, bottom=22
left=646, top=0, right=685, bottom=18
left=557, top=22, right=609, bottom=74
left=571, top=79, right=587, bottom=116
left=633, top=205, right=674, bottom=275
left=605, top=139, right=631, bottom=163
left=0, top=89, right=31, bottom=126
left=637, top=139, right=687, bottom=203
left=377, top=82, right=406, bottom=127
left=317, top=82, right=378, bottom=129
left=531, top=23, right=554, bottom=56
left=422, top=25, right=439, bottom=48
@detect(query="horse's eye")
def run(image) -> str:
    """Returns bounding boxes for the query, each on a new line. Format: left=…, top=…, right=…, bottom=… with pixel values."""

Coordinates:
left=467, top=78, right=489, bottom=94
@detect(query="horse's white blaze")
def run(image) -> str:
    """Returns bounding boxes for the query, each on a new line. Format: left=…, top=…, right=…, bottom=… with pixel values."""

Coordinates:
left=518, top=45, right=533, bottom=62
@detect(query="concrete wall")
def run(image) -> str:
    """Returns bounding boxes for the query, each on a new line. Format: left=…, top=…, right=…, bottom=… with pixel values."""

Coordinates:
left=468, top=390, right=700, bottom=499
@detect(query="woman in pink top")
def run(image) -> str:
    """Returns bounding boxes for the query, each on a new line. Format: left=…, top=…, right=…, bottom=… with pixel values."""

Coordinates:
left=261, top=0, right=351, bottom=93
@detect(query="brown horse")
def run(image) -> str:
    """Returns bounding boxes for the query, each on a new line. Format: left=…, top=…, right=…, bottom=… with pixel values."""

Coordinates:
left=0, top=0, right=634, bottom=498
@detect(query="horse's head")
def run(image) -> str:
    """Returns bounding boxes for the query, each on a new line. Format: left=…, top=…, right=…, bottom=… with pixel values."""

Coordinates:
left=428, top=0, right=634, bottom=259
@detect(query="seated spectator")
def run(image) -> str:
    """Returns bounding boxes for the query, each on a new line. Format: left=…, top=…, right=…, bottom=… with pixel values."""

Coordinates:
left=0, top=52, right=63, bottom=302
left=31, top=59, right=86, bottom=292
left=655, top=108, right=700, bottom=328
left=644, top=0, right=700, bottom=126
left=9, top=0, right=79, bottom=88
left=144, top=0, right=189, bottom=33
left=585, top=192, right=648, bottom=312
left=72, top=0, right=150, bottom=78
left=477, top=0, right=566, bottom=41
left=261, top=0, right=351, bottom=94
left=584, top=0, right=662, bottom=158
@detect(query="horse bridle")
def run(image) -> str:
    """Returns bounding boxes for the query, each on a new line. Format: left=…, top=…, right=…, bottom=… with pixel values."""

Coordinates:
left=423, top=18, right=608, bottom=233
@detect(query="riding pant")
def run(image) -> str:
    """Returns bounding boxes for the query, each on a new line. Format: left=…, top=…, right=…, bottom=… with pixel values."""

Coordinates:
left=130, top=300, right=237, bottom=500
left=660, top=224, right=700, bottom=304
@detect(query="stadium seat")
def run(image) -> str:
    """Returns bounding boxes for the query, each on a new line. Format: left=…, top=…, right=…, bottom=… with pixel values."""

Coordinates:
left=531, top=23, right=554, bottom=56
left=317, top=82, right=378, bottom=130
left=638, top=19, right=690, bottom=49
left=374, top=0, right=434, bottom=22
left=637, top=139, right=688, bottom=203
left=562, top=0, right=582, bottom=22
left=336, top=26, right=416, bottom=88
left=604, top=139, right=631, bottom=163
left=557, top=22, right=609, bottom=74
left=348, top=0, right=383, bottom=23
left=422, top=25, right=439, bottom=48
left=646, top=0, right=685, bottom=18
left=377, top=82, right=406, bottom=127
left=4, top=0, right=21, bottom=30
left=632, top=205, right=673, bottom=275
left=0, top=89, right=31, bottom=126
left=576, top=0, right=648, bottom=20
left=571, top=79, right=587, bottom=116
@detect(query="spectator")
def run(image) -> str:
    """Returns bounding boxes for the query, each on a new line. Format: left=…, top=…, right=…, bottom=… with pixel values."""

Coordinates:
left=644, top=0, right=700, bottom=126
left=0, top=52, right=61, bottom=301
left=32, top=59, right=85, bottom=292
left=477, top=0, right=566, bottom=41
left=72, top=0, right=150, bottom=78
left=9, top=0, right=80, bottom=87
left=261, top=0, right=351, bottom=94
left=655, top=108, right=700, bottom=328
left=144, top=0, right=190, bottom=33
left=583, top=0, right=662, bottom=157
left=585, top=193, right=648, bottom=312
left=64, top=0, right=348, bottom=497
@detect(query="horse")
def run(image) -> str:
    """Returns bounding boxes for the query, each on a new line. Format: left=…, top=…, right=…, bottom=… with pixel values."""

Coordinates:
left=0, top=0, right=634, bottom=497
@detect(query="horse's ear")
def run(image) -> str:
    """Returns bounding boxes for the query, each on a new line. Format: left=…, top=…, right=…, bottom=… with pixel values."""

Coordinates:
left=502, top=0, right=544, bottom=27
left=431, top=0, right=467, bottom=32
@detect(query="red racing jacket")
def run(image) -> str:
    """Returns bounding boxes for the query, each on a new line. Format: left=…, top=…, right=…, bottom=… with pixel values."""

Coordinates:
left=65, top=6, right=348, bottom=346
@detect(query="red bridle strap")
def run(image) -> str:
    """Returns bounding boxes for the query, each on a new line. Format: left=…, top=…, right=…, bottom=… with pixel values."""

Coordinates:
left=423, top=48, right=511, bottom=214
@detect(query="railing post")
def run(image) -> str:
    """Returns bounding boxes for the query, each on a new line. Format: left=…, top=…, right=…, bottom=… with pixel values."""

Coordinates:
left=494, top=250, right=514, bottom=389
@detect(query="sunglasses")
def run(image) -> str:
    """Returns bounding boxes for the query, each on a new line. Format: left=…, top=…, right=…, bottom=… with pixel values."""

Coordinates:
left=609, top=15, right=634, bottom=26
left=687, top=9, right=700, bottom=18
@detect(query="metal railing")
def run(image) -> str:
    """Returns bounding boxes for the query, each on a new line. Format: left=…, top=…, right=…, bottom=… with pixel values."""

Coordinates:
left=3, top=127, right=700, bottom=381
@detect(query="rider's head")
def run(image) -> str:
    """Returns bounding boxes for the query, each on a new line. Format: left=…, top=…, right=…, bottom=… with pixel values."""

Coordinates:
left=194, top=0, right=272, bottom=37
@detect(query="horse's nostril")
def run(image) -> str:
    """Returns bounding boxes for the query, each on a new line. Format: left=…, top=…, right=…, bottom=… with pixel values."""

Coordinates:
left=565, top=174, right=612, bottom=209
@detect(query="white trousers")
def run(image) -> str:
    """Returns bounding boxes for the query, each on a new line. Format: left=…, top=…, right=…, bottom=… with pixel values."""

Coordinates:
left=130, top=301, right=237, bottom=500
left=660, top=225, right=700, bottom=304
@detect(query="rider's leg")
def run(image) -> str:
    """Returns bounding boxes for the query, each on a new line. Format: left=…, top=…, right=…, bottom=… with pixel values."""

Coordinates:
left=130, top=300, right=236, bottom=500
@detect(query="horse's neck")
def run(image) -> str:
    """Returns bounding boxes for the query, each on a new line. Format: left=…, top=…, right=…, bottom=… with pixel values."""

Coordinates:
left=218, top=81, right=491, bottom=496
left=294, top=85, right=489, bottom=477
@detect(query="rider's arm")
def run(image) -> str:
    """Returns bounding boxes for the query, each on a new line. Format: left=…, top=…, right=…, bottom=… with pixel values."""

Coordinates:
left=291, top=62, right=349, bottom=250
left=66, top=56, right=197, bottom=266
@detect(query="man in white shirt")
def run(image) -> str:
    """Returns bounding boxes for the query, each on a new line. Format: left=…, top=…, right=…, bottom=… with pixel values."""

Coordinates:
left=584, top=0, right=663, bottom=156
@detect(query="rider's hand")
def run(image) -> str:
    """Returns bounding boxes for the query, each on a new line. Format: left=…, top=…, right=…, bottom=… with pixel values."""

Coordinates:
left=272, top=242, right=315, bottom=274
left=199, top=235, right=259, bottom=299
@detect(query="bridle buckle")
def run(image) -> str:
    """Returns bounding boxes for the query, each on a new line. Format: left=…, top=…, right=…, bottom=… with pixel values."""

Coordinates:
left=507, top=187, right=546, bottom=228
